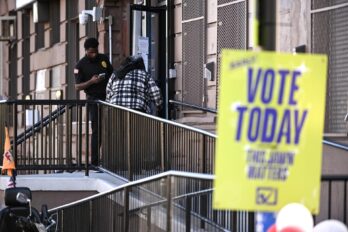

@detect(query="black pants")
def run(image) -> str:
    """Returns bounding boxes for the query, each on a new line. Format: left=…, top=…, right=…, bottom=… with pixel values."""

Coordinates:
left=87, top=96, right=102, bottom=166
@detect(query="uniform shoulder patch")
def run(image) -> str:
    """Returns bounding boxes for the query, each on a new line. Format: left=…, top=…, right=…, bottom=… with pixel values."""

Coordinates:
left=101, top=61, right=107, bottom=68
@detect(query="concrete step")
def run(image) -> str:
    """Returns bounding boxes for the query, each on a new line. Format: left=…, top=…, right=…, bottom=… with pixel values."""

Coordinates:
left=193, top=124, right=216, bottom=133
left=180, top=110, right=206, bottom=117
left=175, top=116, right=216, bottom=125
left=175, top=114, right=216, bottom=134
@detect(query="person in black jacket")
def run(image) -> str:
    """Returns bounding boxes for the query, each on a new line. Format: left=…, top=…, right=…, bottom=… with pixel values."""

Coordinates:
left=74, top=37, right=113, bottom=166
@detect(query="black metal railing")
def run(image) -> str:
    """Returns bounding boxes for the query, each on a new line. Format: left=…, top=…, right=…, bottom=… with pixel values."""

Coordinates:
left=1, top=99, right=348, bottom=230
left=100, top=101, right=216, bottom=181
left=169, top=100, right=217, bottom=114
left=318, top=175, right=348, bottom=224
left=0, top=100, right=95, bottom=175
left=48, top=171, right=253, bottom=232
left=0, top=100, right=216, bottom=178
left=47, top=171, right=348, bottom=232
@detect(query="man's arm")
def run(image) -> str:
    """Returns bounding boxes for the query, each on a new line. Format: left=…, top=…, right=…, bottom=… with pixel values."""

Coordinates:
left=74, top=62, right=103, bottom=91
left=75, top=75, right=104, bottom=91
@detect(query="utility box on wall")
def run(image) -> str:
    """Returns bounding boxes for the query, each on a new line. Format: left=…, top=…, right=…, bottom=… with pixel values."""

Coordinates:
left=204, top=62, right=215, bottom=81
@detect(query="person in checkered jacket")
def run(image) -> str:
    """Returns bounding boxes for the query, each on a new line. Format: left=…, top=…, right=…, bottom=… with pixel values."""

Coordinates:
left=106, top=55, right=162, bottom=114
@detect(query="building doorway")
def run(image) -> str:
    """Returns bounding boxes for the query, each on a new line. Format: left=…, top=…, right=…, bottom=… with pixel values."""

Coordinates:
left=129, top=4, right=167, bottom=117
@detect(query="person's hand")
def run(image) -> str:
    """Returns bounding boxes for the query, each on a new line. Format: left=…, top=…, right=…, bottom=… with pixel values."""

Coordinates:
left=90, top=75, right=103, bottom=84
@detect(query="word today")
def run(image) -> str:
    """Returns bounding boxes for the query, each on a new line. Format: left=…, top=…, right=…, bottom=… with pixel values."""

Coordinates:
left=235, top=67, right=308, bottom=145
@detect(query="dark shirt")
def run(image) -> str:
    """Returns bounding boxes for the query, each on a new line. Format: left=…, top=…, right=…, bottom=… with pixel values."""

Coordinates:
left=74, top=54, right=113, bottom=100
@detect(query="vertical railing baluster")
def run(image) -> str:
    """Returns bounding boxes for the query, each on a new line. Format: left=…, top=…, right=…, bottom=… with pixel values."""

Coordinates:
left=126, top=111, right=132, bottom=180
left=52, top=105, right=56, bottom=170
left=69, top=105, right=73, bottom=168
left=248, top=212, right=255, bottom=232
left=78, top=104, right=83, bottom=169
left=166, top=175, right=172, bottom=232
left=63, top=105, right=67, bottom=170
left=329, top=180, right=332, bottom=219
left=160, top=123, right=165, bottom=172
left=34, top=105, right=38, bottom=170
left=344, top=181, right=347, bottom=225
left=48, top=103, right=52, bottom=171
left=186, top=196, right=192, bottom=232
left=97, top=102, right=100, bottom=165
left=147, top=207, right=152, bottom=232
left=85, top=102, right=89, bottom=176
left=58, top=105, right=63, bottom=167
left=23, top=103, right=27, bottom=170
left=123, top=187, right=130, bottom=232
left=40, top=104, right=44, bottom=171
left=89, top=200, right=93, bottom=232
left=75, top=104, right=78, bottom=168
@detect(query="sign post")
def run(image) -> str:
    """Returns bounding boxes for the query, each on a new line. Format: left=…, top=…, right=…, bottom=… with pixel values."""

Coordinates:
left=213, top=50, right=327, bottom=216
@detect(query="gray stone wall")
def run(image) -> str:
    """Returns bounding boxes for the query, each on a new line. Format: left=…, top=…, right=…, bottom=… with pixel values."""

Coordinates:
left=278, top=0, right=311, bottom=52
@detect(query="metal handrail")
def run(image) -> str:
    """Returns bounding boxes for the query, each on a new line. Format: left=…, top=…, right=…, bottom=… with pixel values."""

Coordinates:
left=100, top=100, right=216, bottom=138
left=49, top=170, right=214, bottom=212
left=3, top=100, right=348, bottom=151
left=6, top=100, right=94, bottom=145
left=48, top=169, right=348, bottom=231
left=169, top=99, right=217, bottom=114
left=323, top=139, right=348, bottom=151
left=48, top=170, right=235, bottom=231
left=49, top=171, right=348, bottom=212
left=14, top=105, right=67, bottom=145
left=321, top=175, right=348, bottom=181
left=5, top=99, right=91, bottom=105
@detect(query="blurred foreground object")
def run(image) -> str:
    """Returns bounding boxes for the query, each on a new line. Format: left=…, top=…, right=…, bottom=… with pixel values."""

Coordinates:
left=276, top=203, right=313, bottom=232
left=313, top=219, right=348, bottom=232
left=1, top=127, right=16, bottom=187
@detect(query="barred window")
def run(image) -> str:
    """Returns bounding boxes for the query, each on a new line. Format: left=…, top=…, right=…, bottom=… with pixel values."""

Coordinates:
left=35, top=22, right=44, bottom=50
left=311, top=0, right=348, bottom=134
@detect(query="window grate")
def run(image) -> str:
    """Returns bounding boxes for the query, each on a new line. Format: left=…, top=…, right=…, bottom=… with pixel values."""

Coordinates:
left=182, top=0, right=204, bottom=21
left=182, top=0, right=206, bottom=107
left=182, top=19, right=205, bottom=106
left=311, top=3, right=348, bottom=133
left=216, top=0, right=248, bottom=109
left=311, top=0, right=348, bottom=10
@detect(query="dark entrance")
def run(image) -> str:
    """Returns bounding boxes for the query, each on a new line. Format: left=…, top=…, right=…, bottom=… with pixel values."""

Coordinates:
left=129, top=4, right=167, bottom=117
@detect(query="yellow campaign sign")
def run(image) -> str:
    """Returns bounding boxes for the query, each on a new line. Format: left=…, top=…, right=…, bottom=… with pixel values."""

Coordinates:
left=213, top=50, right=327, bottom=214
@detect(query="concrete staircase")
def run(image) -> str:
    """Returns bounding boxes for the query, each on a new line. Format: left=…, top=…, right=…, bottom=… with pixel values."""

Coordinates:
left=175, top=110, right=217, bottom=134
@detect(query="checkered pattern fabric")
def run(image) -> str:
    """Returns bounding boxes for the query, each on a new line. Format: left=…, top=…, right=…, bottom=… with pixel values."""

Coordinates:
left=106, top=69, right=162, bottom=113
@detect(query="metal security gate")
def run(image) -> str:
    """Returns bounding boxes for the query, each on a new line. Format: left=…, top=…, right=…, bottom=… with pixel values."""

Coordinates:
left=182, top=0, right=206, bottom=107
left=216, top=0, right=248, bottom=109
left=311, top=1, right=348, bottom=134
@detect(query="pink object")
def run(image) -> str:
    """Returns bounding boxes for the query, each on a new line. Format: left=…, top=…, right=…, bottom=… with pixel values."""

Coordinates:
left=280, top=226, right=304, bottom=232
left=267, top=224, right=277, bottom=232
